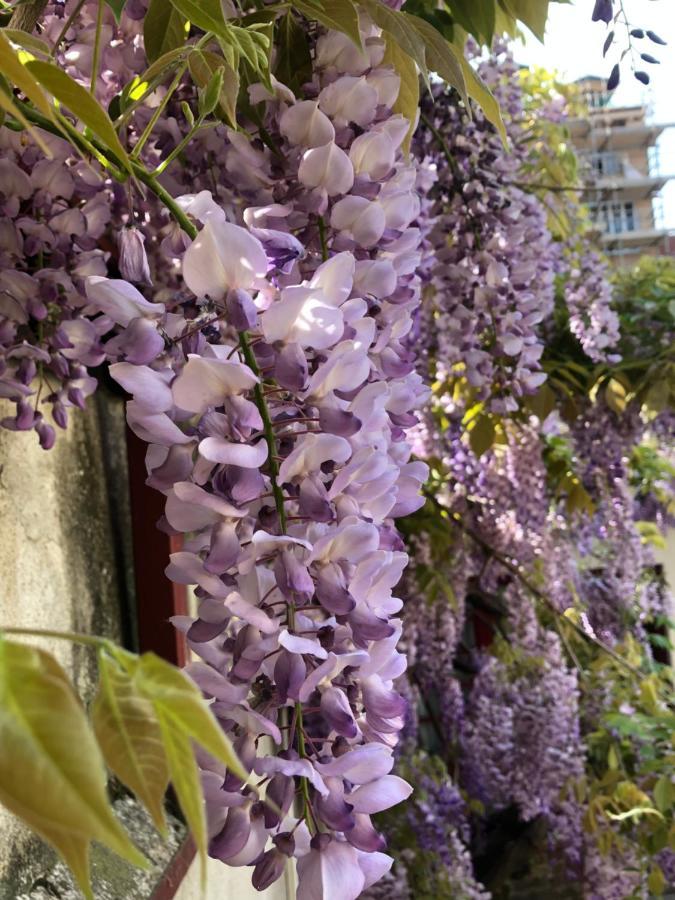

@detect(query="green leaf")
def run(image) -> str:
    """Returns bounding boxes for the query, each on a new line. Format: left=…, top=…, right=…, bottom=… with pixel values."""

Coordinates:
left=447, top=0, right=495, bottom=44
left=25, top=60, right=132, bottom=173
left=0, top=639, right=147, bottom=900
left=144, top=0, right=187, bottom=64
left=274, top=12, right=313, bottom=95
left=453, top=32, right=507, bottom=144
left=140, top=45, right=190, bottom=85
left=0, top=31, right=53, bottom=117
left=105, top=0, right=127, bottom=22
left=292, top=0, right=363, bottom=50
left=382, top=35, right=420, bottom=154
left=92, top=651, right=170, bottom=836
left=157, top=711, right=208, bottom=882
left=405, top=13, right=468, bottom=106
left=198, top=64, right=225, bottom=117
left=654, top=776, right=674, bottom=814
left=127, top=651, right=250, bottom=873
left=360, top=0, right=428, bottom=82
left=1, top=29, right=51, bottom=57
left=168, top=0, right=226, bottom=35
left=648, top=864, right=666, bottom=896
left=469, top=413, right=495, bottom=457
left=189, top=49, right=239, bottom=128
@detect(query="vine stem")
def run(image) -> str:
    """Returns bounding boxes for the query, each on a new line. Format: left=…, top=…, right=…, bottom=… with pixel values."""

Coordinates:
left=0, top=626, right=107, bottom=648
left=90, top=0, right=104, bottom=95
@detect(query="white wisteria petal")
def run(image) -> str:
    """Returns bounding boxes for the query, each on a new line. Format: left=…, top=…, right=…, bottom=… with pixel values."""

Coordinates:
left=182, top=219, right=268, bottom=299
left=85, top=276, right=165, bottom=326
left=262, top=286, right=344, bottom=350
left=199, top=437, right=269, bottom=468
left=172, top=356, right=258, bottom=414
left=279, top=100, right=335, bottom=148
left=279, top=432, right=352, bottom=483
left=298, top=142, right=354, bottom=196
left=309, top=252, right=355, bottom=307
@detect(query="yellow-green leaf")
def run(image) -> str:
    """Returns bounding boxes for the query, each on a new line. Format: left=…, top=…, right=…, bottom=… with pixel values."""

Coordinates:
left=382, top=35, right=419, bottom=154
left=134, top=653, right=248, bottom=781
left=648, top=864, right=666, bottom=896
left=361, top=0, right=428, bottom=82
left=502, top=0, right=550, bottom=42
left=92, top=651, right=169, bottom=836
left=604, top=377, right=627, bottom=414
left=127, top=652, right=249, bottom=882
left=144, top=0, right=187, bottom=64
left=453, top=28, right=507, bottom=144
left=654, top=776, right=674, bottom=814
left=0, top=31, right=53, bottom=117
left=0, top=639, right=147, bottom=900
left=2, top=29, right=51, bottom=57
left=25, top=60, right=132, bottom=173
left=188, top=49, right=239, bottom=128
left=469, top=413, right=495, bottom=457
left=157, top=713, right=209, bottom=881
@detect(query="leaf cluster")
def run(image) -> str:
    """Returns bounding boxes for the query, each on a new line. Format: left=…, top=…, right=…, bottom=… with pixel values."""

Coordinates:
left=0, top=635, right=248, bottom=899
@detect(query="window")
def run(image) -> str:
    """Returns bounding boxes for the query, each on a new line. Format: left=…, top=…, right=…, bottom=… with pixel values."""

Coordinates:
left=588, top=202, right=636, bottom=234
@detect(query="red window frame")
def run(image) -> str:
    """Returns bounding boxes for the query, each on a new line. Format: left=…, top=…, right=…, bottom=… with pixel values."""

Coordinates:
left=126, top=429, right=196, bottom=897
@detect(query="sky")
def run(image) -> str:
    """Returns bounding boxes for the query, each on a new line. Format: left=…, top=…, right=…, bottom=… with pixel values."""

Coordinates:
left=514, top=0, right=675, bottom=227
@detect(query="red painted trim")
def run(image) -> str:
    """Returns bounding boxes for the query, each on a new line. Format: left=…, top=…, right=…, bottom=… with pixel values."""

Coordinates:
left=149, top=838, right=197, bottom=900
left=126, top=428, right=188, bottom=666
left=126, top=428, right=195, bottom=896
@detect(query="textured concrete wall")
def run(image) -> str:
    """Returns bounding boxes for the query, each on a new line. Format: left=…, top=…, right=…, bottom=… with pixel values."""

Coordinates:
left=0, top=391, right=186, bottom=899
left=0, top=393, right=288, bottom=899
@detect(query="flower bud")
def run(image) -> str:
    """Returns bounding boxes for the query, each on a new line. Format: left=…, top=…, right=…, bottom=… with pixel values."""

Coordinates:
left=119, top=227, right=152, bottom=284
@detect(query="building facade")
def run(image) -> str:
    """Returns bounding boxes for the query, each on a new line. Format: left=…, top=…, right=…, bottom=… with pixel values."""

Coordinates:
left=568, top=75, right=674, bottom=268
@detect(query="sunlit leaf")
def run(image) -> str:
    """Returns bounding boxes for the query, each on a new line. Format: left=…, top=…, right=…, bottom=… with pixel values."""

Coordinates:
left=502, top=0, right=551, bottom=42
left=453, top=31, right=507, bottom=144
left=144, top=0, right=187, bottom=64
left=0, top=639, right=147, bottom=900
left=92, top=651, right=169, bottom=836
left=25, top=60, right=132, bottom=173
left=158, top=714, right=208, bottom=881
left=125, top=651, right=250, bottom=880
left=382, top=34, right=420, bottom=154
left=360, top=0, right=428, bottom=83
left=2, top=29, right=51, bottom=57
left=0, top=31, right=53, bottom=117
left=0, top=84, right=53, bottom=156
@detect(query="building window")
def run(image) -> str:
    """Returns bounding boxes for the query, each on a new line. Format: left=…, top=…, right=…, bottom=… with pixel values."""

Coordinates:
left=589, top=151, right=622, bottom=176
left=589, top=202, right=636, bottom=234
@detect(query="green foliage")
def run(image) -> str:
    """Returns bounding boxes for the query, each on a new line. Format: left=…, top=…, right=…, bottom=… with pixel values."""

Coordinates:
left=578, top=637, right=675, bottom=877
left=26, top=59, right=132, bottom=172
left=143, top=0, right=186, bottom=63
left=0, top=634, right=249, bottom=898
left=0, top=638, right=147, bottom=900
